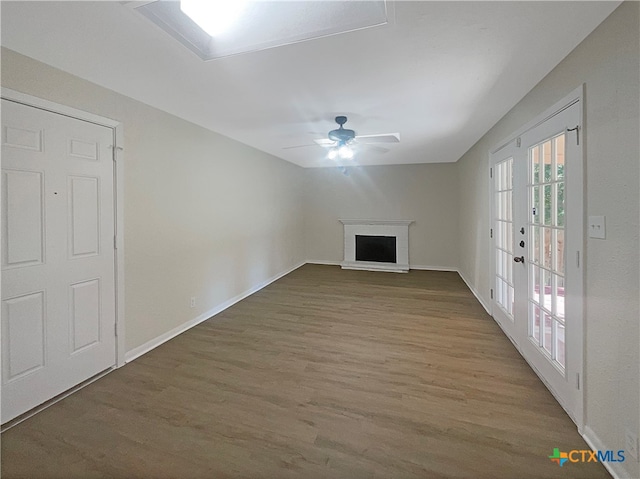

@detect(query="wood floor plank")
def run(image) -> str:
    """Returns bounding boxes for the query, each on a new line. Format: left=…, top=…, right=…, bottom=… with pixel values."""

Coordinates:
left=1, top=265, right=609, bottom=478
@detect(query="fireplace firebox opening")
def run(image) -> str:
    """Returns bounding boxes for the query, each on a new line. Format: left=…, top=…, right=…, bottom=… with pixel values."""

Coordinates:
left=355, top=235, right=397, bottom=263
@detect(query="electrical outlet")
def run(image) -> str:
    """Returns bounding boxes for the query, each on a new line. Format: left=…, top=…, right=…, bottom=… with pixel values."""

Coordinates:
left=190, top=297, right=196, bottom=308
left=625, top=429, right=638, bottom=460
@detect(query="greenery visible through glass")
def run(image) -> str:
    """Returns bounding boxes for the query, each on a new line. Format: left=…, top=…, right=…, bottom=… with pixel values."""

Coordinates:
left=532, top=162, right=564, bottom=226
left=543, top=141, right=552, bottom=182
left=556, top=178, right=565, bottom=227
left=544, top=185, right=552, bottom=226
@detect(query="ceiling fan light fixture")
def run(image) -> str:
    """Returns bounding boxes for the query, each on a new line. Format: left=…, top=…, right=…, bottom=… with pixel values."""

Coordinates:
left=338, top=144, right=354, bottom=160
left=327, top=147, right=339, bottom=160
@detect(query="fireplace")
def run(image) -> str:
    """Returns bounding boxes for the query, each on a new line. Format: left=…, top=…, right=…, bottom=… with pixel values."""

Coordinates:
left=340, top=219, right=413, bottom=272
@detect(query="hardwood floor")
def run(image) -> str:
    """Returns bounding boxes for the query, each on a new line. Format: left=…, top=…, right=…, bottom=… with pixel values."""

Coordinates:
left=1, top=265, right=609, bottom=478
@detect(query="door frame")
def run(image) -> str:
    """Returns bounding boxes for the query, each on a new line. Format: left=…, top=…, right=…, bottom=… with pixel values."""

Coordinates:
left=1, top=87, right=126, bottom=368
left=488, top=85, right=585, bottom=430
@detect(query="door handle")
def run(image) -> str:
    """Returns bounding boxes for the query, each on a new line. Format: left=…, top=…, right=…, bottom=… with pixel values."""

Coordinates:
left=514, top=256, right=525, bottom=263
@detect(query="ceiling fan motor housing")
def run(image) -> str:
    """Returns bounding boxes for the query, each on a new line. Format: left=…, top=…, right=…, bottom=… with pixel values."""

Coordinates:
left=328, top=115, right=355, bottom=143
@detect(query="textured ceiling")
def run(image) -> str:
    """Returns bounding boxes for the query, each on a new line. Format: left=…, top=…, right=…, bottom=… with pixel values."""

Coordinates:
left=0, top=1, right=620, bottom=167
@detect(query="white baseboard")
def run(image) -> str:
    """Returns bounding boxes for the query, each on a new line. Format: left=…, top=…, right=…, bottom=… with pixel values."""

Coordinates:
left=124, top=309, right=213, bottom=364
left=410, top=264, right=458, bottom=272
left=582, top=426, right=631, bottom=479
left=457, top=269, right=491, bottom=315
left=306, top=260, right=341, bottom=266
left=341, top=260, right=409, bottom=273
left=308, top=261, right=459, bottom=273
left=124, top=261, right=305, bottom=363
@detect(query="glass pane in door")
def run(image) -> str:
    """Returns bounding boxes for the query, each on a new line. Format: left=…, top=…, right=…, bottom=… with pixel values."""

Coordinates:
left=528, top=134, right=566, bottom=371
left=494, top=158, right=514, bottom=318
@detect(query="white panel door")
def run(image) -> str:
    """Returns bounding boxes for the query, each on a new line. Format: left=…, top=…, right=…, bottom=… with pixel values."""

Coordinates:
left=1, top=99, right=116, bottom=423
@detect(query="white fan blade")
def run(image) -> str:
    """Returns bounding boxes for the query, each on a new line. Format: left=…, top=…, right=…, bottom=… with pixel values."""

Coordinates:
left=282, top=144, right=317, bottom=150
left=362, top=144, right=390, bottom=154
left=313, top=138, right=336, bottom=147
left=355, top=133, right=400, bottom=143
left=283, top=138, right=334, bottom=149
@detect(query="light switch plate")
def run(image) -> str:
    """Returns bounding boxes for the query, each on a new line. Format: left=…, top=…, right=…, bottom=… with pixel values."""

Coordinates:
left=588, top=215, right=606, bottom=239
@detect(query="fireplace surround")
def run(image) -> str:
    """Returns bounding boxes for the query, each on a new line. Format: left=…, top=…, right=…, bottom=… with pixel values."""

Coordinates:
left=339, top=219, right=413, bottom=272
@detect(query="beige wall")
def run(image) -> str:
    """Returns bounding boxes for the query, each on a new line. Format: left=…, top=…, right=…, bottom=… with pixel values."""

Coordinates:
left=457, top=3, right=639, bottom=477
left=304, top=164, right=459, bottom=269
left=1, top=48, right=306, bottom=352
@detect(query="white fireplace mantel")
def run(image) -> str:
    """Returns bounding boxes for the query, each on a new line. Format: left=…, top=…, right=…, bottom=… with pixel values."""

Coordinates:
left=339, top=219, right=414, bottom=272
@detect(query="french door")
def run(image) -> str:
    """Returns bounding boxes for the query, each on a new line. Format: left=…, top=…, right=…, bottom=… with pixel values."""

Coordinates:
left=491, top=96, right=584, bottom=425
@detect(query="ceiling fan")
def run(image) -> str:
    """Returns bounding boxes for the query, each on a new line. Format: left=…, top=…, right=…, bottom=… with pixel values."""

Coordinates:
left=284, top=116, right=400, bottom=160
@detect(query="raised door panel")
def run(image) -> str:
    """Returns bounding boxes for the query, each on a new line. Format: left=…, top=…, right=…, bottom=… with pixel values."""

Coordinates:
left=68, top=176, right=100, bottom=258
left=69, top=138, right=99, bottom=161
left=69, top=279, right=101, bottom=353
left=2, top=291, right=45, bottom=381
left=2, top=169, right=44, bottom=269
left=2, top=125, right=42, bottom=151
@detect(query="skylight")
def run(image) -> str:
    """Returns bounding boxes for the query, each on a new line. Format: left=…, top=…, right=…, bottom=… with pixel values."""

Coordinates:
left=179, top=0, right=249, bottom=37
left=133, top=1, right=392, bottom=61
